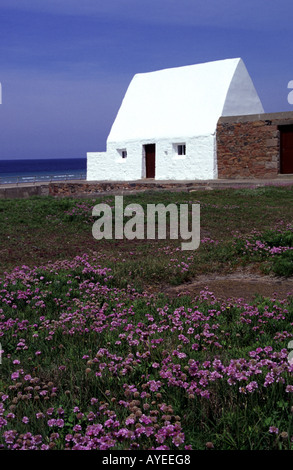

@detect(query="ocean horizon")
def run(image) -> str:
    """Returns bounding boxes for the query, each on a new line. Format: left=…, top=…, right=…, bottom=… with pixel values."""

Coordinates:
left=0, top=158, right=87, bottom=184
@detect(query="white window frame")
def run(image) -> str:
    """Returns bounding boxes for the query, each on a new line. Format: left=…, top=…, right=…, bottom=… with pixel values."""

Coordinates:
left=172, top=143, right=186, bottom=158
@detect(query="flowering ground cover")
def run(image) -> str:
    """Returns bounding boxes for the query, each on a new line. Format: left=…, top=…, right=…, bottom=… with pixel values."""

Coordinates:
left=0, top=254, right=293, bottom=450
left=233, top=221, right=293, bottom=277
left=0, top=186, right=293, bottom=450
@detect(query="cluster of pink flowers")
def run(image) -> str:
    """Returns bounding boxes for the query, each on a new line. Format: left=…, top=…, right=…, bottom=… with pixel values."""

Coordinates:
left=0, top=253, right=293, bottom=449
left=0, top=379, right=187, bottom=450
left=241, top=239, right=293, bottom=258
left=63, top=201, right=96, bottom=224
left=234, top=222, right=293, bottom=259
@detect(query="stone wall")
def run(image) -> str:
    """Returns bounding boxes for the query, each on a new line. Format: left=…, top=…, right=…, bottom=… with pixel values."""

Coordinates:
left=48, top=180, right=204, bottom=197
left=1, top=178, right=293, bottom=200
left=48, top=178, right=293, bottom=198
left=216, top=111, right=293, bottom=179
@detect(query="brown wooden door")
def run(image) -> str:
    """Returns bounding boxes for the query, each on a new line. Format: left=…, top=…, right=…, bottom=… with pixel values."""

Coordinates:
left=145, top=144, right=156, bottom=178
left=280, top=126, right=293, bottom=174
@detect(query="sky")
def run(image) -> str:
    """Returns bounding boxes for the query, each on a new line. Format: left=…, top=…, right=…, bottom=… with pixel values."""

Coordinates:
left=0, top=0, right=293, bottom=160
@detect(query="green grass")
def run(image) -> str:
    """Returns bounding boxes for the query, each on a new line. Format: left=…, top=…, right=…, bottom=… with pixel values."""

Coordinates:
left=1, top=186, right=293, bottom=285
left=0, top=186, right=293, bottom=450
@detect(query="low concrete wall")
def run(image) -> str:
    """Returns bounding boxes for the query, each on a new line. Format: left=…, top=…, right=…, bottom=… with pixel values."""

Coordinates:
left=0, top=183, right=50, bottom=199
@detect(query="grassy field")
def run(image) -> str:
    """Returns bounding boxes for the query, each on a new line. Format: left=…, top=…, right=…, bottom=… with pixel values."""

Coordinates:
left=0, top=186, right=293, bottom=450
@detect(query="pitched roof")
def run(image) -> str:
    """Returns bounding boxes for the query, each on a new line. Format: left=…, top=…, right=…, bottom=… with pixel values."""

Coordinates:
left=107, top=58, right=264, bottom=142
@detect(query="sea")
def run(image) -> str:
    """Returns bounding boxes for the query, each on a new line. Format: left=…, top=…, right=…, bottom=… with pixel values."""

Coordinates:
left=0, top=158, right=87, bottom=184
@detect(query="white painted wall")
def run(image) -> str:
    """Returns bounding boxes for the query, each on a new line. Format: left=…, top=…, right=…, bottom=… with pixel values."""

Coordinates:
left=222, top=59, right=264, bottom=116
left=87, top=58, right=264, bottom=181
left=154, top=135, right=216, bottom=180
left=87, top=134, right=217, bottom=181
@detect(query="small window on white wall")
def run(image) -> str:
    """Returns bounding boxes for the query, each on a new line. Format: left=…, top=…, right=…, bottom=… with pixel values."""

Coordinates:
left=173, top=143, right=186, bottom=157
left=117, top=149, right=127, bottom=159
left=177, top=144, right=186, bottom=156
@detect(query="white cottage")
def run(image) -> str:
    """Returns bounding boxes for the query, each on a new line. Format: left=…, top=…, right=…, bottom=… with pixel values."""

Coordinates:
left=87, top=58, right=264, bottom=181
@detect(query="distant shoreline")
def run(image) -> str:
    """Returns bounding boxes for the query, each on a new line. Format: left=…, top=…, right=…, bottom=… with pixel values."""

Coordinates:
left=0, top=157, right=86, bottom=185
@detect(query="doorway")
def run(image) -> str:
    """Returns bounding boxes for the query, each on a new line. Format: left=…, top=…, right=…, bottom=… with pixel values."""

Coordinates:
left=144, top=144, right=156, bottom=178
left=280, top=125, right=293, bottom=174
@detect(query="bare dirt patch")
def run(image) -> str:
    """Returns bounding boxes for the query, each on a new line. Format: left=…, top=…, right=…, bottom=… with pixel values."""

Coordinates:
left=160, top=268, right=293, bottom=302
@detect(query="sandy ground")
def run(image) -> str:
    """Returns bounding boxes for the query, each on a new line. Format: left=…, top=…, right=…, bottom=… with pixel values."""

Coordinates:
left=159, top=269, right=293, bottom=303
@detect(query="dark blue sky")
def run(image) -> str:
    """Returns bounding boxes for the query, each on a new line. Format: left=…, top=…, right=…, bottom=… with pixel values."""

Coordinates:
left=0, top=0, right=293, bottom=159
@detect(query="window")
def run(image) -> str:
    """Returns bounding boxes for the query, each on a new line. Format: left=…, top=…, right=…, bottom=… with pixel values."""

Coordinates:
left=173, top=143, right=186, bottom=157
left=177, top=144, right=186, bottom=156
left=117, top=149, right=127, bottom=159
